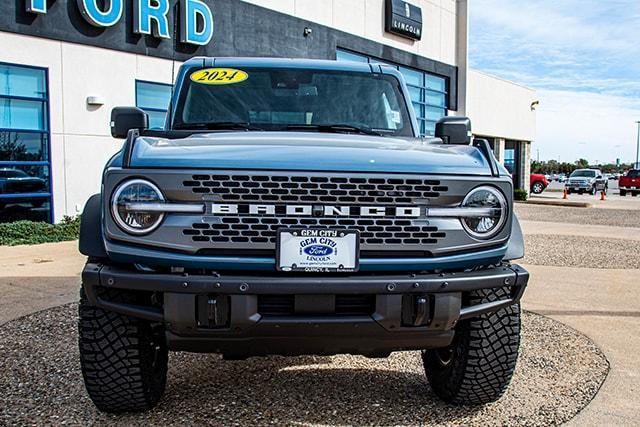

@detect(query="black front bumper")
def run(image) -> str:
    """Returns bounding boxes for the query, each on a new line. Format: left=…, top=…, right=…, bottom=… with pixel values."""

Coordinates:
left=82, top=263, right=528, bottom=357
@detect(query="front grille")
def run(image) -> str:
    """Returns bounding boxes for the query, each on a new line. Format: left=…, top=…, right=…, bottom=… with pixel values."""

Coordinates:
left=184, top=217, right=446, bottom=246
left=257, top=295, right=376, bottom=317
left=183, top=174, right=448, bottom=205
left=180, top=172, right=450, bottom=249
left=106, top=170, right=513, bottom=257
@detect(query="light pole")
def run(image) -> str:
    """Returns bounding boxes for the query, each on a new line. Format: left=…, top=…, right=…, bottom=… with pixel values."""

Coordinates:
left=636, top=121, right=640, bottom=169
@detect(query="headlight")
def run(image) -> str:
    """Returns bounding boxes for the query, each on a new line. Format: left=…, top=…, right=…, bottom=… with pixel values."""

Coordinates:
left=111, top=179, right=165, bottom=234
left=460, top=186, right=508, bottom=239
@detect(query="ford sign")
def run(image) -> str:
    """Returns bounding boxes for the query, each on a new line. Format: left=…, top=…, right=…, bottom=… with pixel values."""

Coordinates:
left=303, top=245, right=334, bottom=257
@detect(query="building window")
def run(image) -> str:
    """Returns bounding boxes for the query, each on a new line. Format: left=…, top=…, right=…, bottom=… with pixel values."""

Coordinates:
left=336, top=49, right=448, bottom=136
left=0, top=62, right=51, bottom=223
left=135, top=81, right=173, bottom=130
left=504, top=140, right=522, bottom=189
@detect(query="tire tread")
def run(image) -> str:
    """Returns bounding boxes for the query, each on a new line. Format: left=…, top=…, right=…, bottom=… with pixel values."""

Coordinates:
left=78, top=287, right=167, bottom=413
left=423, top=287, right=520, bottom=405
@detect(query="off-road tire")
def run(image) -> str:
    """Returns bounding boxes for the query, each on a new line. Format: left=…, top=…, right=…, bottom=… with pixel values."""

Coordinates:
left=78, top=288, right=168, bottom=413
left=422, top=287, right=520, bottom=405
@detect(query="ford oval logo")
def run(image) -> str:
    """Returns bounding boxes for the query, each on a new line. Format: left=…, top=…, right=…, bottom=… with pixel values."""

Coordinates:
left=303, top=245, right=334, bottom=256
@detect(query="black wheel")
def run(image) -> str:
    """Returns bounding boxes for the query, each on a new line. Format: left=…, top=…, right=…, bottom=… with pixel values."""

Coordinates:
left=620, top=190, right=626, bottom=197
left=423, top=287, right=520, bottom=405
left=531, top=181, right=544, bottom=194
left=78, top=288, right=168, bottom=413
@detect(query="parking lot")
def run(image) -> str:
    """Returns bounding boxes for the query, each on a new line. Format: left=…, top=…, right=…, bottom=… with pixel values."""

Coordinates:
left=516, top=197, right=640, bottom=425
left=0, top=198, right=639, bottom=425
left=544, top=177, right=636, bottom=197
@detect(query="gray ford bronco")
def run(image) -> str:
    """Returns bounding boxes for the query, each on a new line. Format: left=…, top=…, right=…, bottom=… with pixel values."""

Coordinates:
left=79, top=58, right=529, bottom=413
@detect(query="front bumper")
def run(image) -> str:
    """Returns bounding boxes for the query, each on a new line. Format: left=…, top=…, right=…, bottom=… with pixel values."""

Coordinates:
left=82, top=262, right=528, bottom=357
left=566, top=182, right=592, bottom=189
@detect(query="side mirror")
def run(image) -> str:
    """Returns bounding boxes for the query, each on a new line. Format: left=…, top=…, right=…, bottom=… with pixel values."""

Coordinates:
left=110, top=107, right=148, bottom=139
left=435, top=116, right=472, bottom=144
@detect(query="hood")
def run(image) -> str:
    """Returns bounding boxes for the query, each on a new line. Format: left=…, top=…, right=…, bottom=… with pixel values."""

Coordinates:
left=128, top=132, right=492, bottom=175
left=568, top=176, right=594, bottom=182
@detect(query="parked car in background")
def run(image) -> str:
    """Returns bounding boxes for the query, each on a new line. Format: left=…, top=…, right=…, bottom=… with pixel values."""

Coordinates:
left=619, top=170, right=639, bottom=196
left=565, top=169, right=608, bottom=195
left=558, top=174, right=567, bottom=183
left=0, top=168, right=47, bottom=208
left=530, top=173, right=549, bottom=194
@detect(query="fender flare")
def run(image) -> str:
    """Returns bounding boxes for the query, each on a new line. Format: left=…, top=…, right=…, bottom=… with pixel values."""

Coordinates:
left=79, top=194, right=107, bottom=259
left=504, top=214, right=525, bottom=261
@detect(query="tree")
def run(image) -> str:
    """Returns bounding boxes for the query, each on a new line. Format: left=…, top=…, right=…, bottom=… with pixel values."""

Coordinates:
left=575, top=158, right=590, bottom=169
left=0, top=133, right=28, bottom=161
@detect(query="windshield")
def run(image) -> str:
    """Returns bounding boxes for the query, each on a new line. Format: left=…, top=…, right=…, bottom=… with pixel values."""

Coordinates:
left=627, top=170, right=639, bottom=178
left=173, top=67, right=414, bottom=137
left=570, top=170, right=596, bottom=178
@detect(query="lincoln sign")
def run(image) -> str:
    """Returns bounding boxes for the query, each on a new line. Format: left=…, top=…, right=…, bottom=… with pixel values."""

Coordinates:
left=385, top=0, right=423, bottom=41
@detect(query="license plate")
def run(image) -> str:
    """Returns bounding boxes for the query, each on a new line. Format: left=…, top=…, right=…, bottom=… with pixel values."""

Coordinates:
left=277, top=229, right=359, bottom=272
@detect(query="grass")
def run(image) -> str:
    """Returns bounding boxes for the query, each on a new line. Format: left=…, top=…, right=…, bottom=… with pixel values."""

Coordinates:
left=0, top=216, right=81, bottom=246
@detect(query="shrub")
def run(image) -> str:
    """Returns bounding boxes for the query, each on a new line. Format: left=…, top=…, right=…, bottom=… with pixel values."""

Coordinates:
left=514, top=188, right=529, bottom=202
left=0, top=215, right=81, bottom=246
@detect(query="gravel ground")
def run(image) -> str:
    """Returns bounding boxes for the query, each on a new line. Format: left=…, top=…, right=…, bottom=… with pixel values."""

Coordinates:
left=515, top=204, right=640, bottom=228
left=522, top=235, right=640, bottom=269
left=0, top=304, right=608, bottom=426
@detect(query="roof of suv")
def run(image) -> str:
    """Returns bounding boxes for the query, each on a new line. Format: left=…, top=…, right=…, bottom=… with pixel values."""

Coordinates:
left=182, top=57, right=397, bottom=75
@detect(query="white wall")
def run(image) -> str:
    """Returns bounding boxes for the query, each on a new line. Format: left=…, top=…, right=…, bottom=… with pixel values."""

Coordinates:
left=241, top=0, right=460, bottom=65
left=467, top=69, right=537, bottom=142
left=0, top=31, right=176, bottom=222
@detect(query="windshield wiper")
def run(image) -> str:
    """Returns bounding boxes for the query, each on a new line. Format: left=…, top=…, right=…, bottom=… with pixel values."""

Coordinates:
left=173, top=122, right=264, bottom=131
left=285, top=124, right=386, bottom=136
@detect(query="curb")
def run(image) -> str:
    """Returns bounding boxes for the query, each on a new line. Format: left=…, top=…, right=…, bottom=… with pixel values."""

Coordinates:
left=516, top=199, right=592, bottom=208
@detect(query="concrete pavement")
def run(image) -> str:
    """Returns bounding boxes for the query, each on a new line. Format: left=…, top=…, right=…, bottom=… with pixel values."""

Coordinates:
left=520, top=220, right=640, bottom=241
left=520, top=212, right=640, bottom=425
left=0, top=241, right=83, bottom=325
left=522, top=265, right=639, bottom=425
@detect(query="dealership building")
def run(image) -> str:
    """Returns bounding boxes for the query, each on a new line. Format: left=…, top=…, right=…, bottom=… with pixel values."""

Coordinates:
left=0, top=0, right=536, bottom=223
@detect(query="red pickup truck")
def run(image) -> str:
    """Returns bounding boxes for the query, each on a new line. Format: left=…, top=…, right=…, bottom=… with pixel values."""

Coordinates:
left=530, top=173, right=549, bottom=194
left=619, top=170, right=639, bottom=196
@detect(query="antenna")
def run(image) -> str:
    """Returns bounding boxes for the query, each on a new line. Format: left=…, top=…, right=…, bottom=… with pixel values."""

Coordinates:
left=168, top=1, right=179, bottom=129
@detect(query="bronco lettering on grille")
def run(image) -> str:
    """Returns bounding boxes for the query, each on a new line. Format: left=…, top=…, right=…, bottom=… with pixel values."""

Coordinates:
left=211, top=204, right=423, bottom=218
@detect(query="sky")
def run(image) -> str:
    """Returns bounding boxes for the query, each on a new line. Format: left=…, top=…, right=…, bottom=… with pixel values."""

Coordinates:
left=468, top=0, right=640, bottom=164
